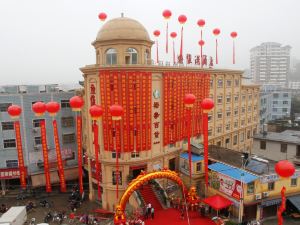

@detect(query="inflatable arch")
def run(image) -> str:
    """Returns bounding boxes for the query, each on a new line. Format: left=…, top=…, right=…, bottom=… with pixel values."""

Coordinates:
left=114, top=169, right=185, bottom=224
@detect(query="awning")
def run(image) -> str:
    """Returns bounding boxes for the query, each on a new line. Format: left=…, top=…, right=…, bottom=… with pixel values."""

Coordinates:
left=208, top=162, right=258, bottom=183
left=287, top=195, right=300, bottom=212
left=203, top=194, right=233, bottom=210
left=180, top=153, right=204, bottom=162
left=31, top=171, right=59, bottom=187
left=64, top=167, right=79, bottom=181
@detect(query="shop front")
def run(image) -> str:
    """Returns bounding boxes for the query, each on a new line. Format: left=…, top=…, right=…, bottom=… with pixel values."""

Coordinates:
left=0, top=167, right=27, bottom=195
left=260, top=198, right=281, bottom=219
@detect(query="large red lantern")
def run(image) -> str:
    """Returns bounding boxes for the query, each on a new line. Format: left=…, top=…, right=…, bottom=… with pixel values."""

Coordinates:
left=32, top=102, right=46, bottom=117
left=198, top=40, right=205, bottom=46
left=170, top=32, right=177, bottom=38
left=69, top=96, right=84, bottom=111
left=98, top=12, right=107, bottom=21
left=197, top=19, right=205, bottom=27
left=153, top=30, right=160, bottom=37
left=46, top=101, right=60, bottom=116
left=230, top=31, right=238, bottom=64
left=110, top=104, right=123, bottom=121
left=213, top=28, right=221, bottom=36
left=184, top=94, right=196, bottom=108
left=275, top=160, right=295, bottom=178
left=162, top=9, right=172, bottom=19
left=231, top=31, right=238, bottom=38
left=201, top=98, right=215, bottom=112
left=89, top=105, right=103, bottom=120
left=178, top=15, right=187, bottom=24
left=7, top=105, right=22, bottom=119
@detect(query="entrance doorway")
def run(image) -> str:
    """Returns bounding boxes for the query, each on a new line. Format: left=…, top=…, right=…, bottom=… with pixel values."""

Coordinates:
left=169, top=158, right=176, bottom=171
left=130, top=165, right=147, bottom=179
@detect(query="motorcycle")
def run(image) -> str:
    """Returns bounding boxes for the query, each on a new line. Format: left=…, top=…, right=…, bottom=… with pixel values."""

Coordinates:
left=44, top=212, right=53, bottom=223
left=39, top=199, right=51, bottom=208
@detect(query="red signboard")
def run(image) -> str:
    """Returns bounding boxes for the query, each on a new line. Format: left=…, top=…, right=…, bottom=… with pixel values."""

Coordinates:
left=0, top=167, right=27, bottom=179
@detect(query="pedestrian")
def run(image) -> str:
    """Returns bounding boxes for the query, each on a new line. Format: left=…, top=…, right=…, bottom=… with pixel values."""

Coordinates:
left=147, top=203, right=152, bottom=217
left=151, top=207, right=154, bottom=219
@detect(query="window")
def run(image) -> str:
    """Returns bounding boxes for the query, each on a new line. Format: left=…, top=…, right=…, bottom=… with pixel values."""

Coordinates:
left=106, top=48, right=117, bottom=65
left=226, top=95, right=231, bottom=103
left=112, top=171, right=122, bottom=185
left=61, top=100, right=70, bottom=108
left=273, top=101, right=278, bottom=105
left=34, top=136, right=42, bottom=145
left=3, top=139, right=16, bottom=148
left=234, top=121, right=238, bottom=128
left=61, top=117, right=74, bottom=128
left=242, top=95, right=246, bottom=101
left=268, top=182, right=275, bottom=191
left=248, top=95, right=252, bottom=100
left=210, top=79, right=214, bottom=88
left=0, top=103, right=12, bottom=112
left=241, top=107, right=245, bottom=113
left=33, top=119, right=44, bottom=128
left=235, top=79, right=239, bottom=87
left=217, top=79, right=223, bottom=88
left=6, top=160, right=18, bottom=168
left=1, top=122, right=14, bottom=131
left=216, top=141, right=221, bottom=146
left=273, top=108, right=277, bottom=112
left=112, top=151, right=121, bottom=159
left=234, top=95, right=239, bottom=102
left=144, top=49, right=150, bottom=64
left=282, top=108, right=288, bottom=113
left=283, top=101, right=289, bottom=105
left=283, top=93, right=289, bottom=98
left=247, top=130, right=251, bottom=139
left=217, top=111, right=222, bottom=119
left=131, top=152, right=140, bottom=158
left=240, top=133, right=244, bottom=142
left=291, top=178, right=297, bottom=187
left=273, top=93, right=279, bottom=98
left=208, top=129, right=212, bottom=136
left=226, top=123, right=230, bottom=131
left=217, top=96, right=223, bottom=104
left=217, top=126, right=222, bottom=133
left=247, top=182, right=255, bottom=194
left=234, top=108, right=238, bottom=116
left=280, top=143, right=287, bottom=153
left=260, top=140, right=266, bottom=150
left=62, top=133, right=75, bottom=144
left=225, top=138, right=230, bottom=145
left=241, top=119, right=245, bottom=126
left=125, top=48, right=138, bottom=64
left=226, top=80, right=232, bottom=87
left=233, top=135, right=238, bottom=145
left=196, top=162, right=202, bottom=172
left=208, top=114, right=212, bottom=122
left=226, top=110, right=231, bottom=117
left=248, top=106, right=252, bottom=112
left=296, top=146, right=300, bottom=158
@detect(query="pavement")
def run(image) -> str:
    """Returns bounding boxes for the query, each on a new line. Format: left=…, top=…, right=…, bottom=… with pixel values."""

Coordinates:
left=263, top=217, right=300, bottom=225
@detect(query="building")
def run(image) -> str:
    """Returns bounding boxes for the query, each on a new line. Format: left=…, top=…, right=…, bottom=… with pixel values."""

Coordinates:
left=0, top=84, right=79, bottom=194
left=250, top=42, right=291, bottom=86
left=179, top=145, right=300, bottom=222
left=259, top=85, right=291, bottom=130
left=80, top=16, right=260, bottom=211
left=253, top=130, right=300, bottom=165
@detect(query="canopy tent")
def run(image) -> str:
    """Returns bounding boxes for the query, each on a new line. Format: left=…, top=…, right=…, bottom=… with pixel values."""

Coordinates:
left=203, top=194, right=233, bottom=210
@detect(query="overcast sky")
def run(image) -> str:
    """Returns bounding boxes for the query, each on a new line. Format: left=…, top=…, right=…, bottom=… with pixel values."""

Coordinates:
left=0, top=0, right=299, bottom=85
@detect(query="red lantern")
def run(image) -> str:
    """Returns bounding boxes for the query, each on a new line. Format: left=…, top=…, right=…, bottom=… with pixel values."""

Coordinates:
left=170, top=32, right=177, bottom=38
left=201, top=98, right=214, bottom=112
left=69, top=96, right=84, bottom=111
left=197, top=19, right=205, bottom=27
left=110, top=104, right=123, bottom=121
left=231, top=31, right=238, bottom=38
left=7, top=105, right=22, bottom=119
left=89, top=105, right=103, bottom=120
left=162, top=9, right=172, bottom=19
left=184, top=94, right=196, bottom=108
left=213, top=28, right=221, bottom=36
left=153, top=30, right=160, bottom=37
left=32, top=102, right=46, bottom=117
left=198, top=40, right=205, bottom=46
left=275, top=160, right=295, bottom=178
left=98, top=12, right=107, bottom=21
left=46, top=101, right=60, bottom=116
left=178, top=15, right=187, bottom=24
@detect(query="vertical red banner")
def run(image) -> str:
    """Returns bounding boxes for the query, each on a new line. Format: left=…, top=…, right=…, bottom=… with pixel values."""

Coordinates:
left=52, top=120, right=66, bottom=192
left=76, top=115, right=84, bottom=195
left=14, top=121, right=26, bottom=189
left=202, top=112, right=209, bottom=187
left=92, top=121, right=101, bottom=200
left=40, top=120, right=52, bottom=193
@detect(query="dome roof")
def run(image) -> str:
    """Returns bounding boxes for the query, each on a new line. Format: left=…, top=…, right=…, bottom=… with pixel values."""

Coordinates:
left=96, top=17, right=151, bottom=42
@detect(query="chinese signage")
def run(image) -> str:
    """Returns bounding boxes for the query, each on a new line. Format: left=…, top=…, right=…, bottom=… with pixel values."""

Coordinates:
left=260, top=170, right=300, bottom=183
left=153, top=89, right=160, bottom=145
left=0, top=167, right=27, bottom=179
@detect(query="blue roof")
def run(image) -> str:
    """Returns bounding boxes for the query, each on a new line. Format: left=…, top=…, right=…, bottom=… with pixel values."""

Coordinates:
left=180, top=153, right=203, bottom=162
left=208, top=162, right=258, bottom=183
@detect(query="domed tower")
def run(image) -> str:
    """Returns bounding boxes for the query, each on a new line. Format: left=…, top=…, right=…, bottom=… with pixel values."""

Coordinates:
left=92, top=16, right=154, bottom=65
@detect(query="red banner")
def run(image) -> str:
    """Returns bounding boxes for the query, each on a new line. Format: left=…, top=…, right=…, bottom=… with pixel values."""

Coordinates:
left=92, top=121, right=101, bottom=200
left=14, top=121, right=26, bottom=189
left=40, top=120, right=51, bottom=192
left=52, top=120, right=66, bottom=192
left=76, top=115, right=84, bottom=195
left=0, top=167, right=27, bottom=179
left=203, top=113, right=209, bottom=187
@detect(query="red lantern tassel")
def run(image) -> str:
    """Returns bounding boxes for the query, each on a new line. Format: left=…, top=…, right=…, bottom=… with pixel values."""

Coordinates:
left=14, top=121, right=26, bottom=189
left=40, top=120, right=52, bottom=193
left=187, top=109, right=192, bottom=181
left=156, top=40, right=159, bottom=64
left=180, top=26, right=183, bottom=59
left=166, top=22, right=168, bottom=53
left=93, top=121, right=101, bottom=200
left=215, top=38, right=218, bottom=64
left=76, top=115, right=84, bottom=195
left=203, top=112, right=209, bottom=187
left=233, top=40, right=235, bottom=64
left=53, top=120, right=67, bottom=192
left=277, top=186, right=286, bottom=225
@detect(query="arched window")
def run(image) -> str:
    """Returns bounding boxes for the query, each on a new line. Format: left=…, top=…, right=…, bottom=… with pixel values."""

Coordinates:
left=106, top=48, right=117, bottom=65
left=125, top=48, right=138, bottom=64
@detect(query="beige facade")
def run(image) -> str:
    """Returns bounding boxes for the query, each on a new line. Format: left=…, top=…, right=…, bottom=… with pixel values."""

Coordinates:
left=80, top=16, right=260, bottom=211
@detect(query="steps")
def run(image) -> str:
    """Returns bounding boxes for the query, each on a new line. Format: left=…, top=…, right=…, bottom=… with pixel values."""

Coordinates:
left=139, top=184, right=162, bottom=210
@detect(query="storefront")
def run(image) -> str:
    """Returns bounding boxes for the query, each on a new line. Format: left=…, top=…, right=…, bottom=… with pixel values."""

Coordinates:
left=260, top=198, right=281, bottom=218
left=0, top=167, right=27, bottom=195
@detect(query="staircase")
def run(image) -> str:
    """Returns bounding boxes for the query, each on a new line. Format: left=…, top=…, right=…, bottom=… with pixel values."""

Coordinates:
left=139, top=184, right=163, bottom=210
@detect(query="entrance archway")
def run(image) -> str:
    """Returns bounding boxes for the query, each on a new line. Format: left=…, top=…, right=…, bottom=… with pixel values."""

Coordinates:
left=114, top=169, right=185, bottom=224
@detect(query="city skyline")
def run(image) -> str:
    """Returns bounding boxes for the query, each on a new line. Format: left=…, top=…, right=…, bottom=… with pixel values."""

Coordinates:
left=0, top=0, right=299, bottom=84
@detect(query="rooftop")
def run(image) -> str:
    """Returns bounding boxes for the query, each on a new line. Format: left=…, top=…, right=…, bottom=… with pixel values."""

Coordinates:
left=254, top=130, right=300, bottom=145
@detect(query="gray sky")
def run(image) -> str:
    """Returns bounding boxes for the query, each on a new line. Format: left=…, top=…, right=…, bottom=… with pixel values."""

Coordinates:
left=0, top=0, right=299, bottom=85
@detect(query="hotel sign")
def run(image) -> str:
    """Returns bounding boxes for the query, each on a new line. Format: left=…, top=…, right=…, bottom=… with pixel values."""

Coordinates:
left=260, top=170, right=300, bottom=183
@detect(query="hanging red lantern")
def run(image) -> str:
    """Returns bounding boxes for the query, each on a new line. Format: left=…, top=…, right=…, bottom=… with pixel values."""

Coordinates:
left=110, top=105, right=123, bottom=121
left=213, top=28, right=221, bottom=36
left=184, top=94, right=196, bottom=108
left=32, top=102, right=46, bottom=117
left=170, top=32, right=177, bottom=38
left=275, top=160, right=295, bottom=178
left=153, top=30, right=161, bottom=37
left=89, top=105, right=103, bottom=120
left=231, top=31, right=238, bottom=38
left=98, top=12, right=107, bottom=21
left=178, top=15, right=187, bottom=24
left=197, top=19, right=205, bottom=27
left=46, top=101, right=60, bottom=116
left=69, top=96, right=84, bottom=111
left=198, top=40, right=205, bottom=46
left=162, top=9, right=172, bottom=19
left=7, top=105, right=22, bottom=119
left=201, top=98, right=215, bottom=112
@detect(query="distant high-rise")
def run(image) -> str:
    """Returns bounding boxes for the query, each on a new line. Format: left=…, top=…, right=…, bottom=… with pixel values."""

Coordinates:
left=250, top=42, right=291, bottom=86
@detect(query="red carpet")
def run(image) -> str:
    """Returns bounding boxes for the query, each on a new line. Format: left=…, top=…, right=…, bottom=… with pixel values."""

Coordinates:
left=139, top=184, right=162, bottom=210
left=144, top=208, right=215, bottom=225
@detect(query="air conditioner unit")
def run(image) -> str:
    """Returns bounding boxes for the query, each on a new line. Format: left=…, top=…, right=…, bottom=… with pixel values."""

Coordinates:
left=262, top=192, right=269, bottom=198
left=255, top=193, right=262, bottom=200
left=32, top=127, right=39, bottom=133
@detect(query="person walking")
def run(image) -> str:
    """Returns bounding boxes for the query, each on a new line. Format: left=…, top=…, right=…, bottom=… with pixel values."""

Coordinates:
left=151, top=207, right=154, bottom=219
left=147, top=203, right=152, bottom=219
